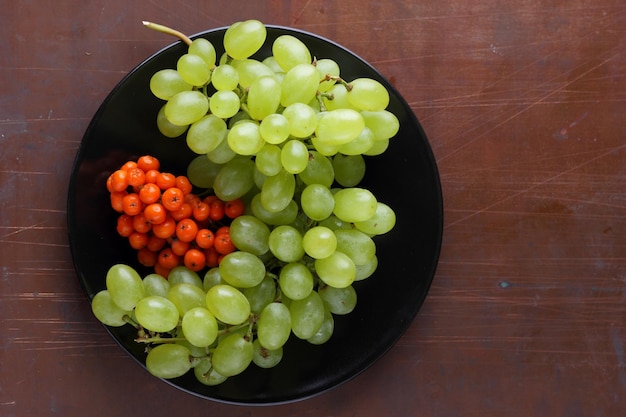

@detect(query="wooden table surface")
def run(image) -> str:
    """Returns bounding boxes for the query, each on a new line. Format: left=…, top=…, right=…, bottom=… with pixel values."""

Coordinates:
left=2, top=1, right=625, bottom=416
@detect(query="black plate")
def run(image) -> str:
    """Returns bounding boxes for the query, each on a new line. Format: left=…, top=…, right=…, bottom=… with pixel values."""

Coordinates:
left=67, top=25, right=443, bottom=405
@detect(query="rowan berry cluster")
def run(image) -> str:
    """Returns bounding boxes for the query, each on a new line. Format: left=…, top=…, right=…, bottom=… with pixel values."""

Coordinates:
left=106, top=155, right=245, bottom=277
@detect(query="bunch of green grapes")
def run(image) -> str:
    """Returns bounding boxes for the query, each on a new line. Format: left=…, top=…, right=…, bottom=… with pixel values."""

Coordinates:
left=92, top=19, right=399, bottom=385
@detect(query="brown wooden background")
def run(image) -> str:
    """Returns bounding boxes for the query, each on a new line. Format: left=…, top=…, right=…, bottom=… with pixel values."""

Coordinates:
left=1, top=1, right=625, bottom=416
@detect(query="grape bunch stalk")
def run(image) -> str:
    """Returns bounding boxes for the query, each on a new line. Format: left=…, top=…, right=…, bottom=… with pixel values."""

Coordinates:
left=91, top=19, right=399, bottom=386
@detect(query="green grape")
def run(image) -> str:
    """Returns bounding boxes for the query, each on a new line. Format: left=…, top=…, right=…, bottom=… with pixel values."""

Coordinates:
left=280, top=64, right=320, bottom=107
left=253, top=339, right=283, bottom=368
left=229, top=215, right=270, bottom=255
left=91, top=290, right=132, bottom=327
left=311, top=135, right=340, bottom=157
left=363, top=138, right=389, bottom=156
left=228, top=110, right=253, bottom=127
left=250, top=193, right=298, bottom=226
left=315, top=109, right=365, bottom=146
left=289, top=290, right=325, bottom=340
left=257, top=302, right=292, bottom=350
left=259, top=113, right=291, bottom=145
left=272, top=34, right=312, bottom=72
left=213, top=157, right=256, bottom=201
left=307, top=308, right=334, bottom=345
left=322, top=83, right=358, bottom=111
left=302, top=226, right=337, bottom=259
left=279, top=262, right=314, bottom=300
left=177, top=53, right=211, bottom=86
left=186, top=154, right=222, bottom=188
left=318, top=214, right=352, bottom=231
left=261, top=169, right=296, bottom=213
left=143, top=273, right=171, bottom=298
left=164, top=90, right=209, bottom=126
left=205, top=284, right=251, bottom=325
left=280, top=139, right=309, bottom=174
left=175, top=338, right=206, bottom=358
left=355, top=254, right=378, bottom=281
left=247, top=75, right=281, bottom=120
left=297, top=151, right=334, bottom=187
left=253, top=168, right=266, bottom=190
left=209, top=90, right=241, bottom=119
left=181, top=307, right=218, bottom=347
left=105, top=264, right=145, bottom=311
left=346, top=78, right=390, bottom=111
left=268, top=225, right=305, bottom=263
left=255, top=144, right=282, bottom=177
left=207, top=134, right=237, bottom=164
left=332, top=154, right=366, bottom=187
left=316, top=58, right=340, bottom=92
left=167, top=266, right=203, bottom=288
left=262, top=55, right=284, bottom=73
left=186, top=114, right=228, bottom=154
left=219, top=251, right=266, bottom=288
left=188, top=37, right=217, bottom=68
left=315, top=251, right=356, bottom=288
left=211, top=64, right=239, bottom=91
left=203, top=267, right=225, bottom=292
left=156, top=104, right=189, bottom=138
left=149, top=69, right=192, bottom=100
left=334, top=228, right=376, bottom=266
left=319, top=284, right=357, bottom=315
left=338, top=127, right=375, bottom=155
left=134, top=295, right=180, bottom=333
left=333, top=187, right=377, bottom=222
left=282, top=102, right=318, bottom=138
left=243, top=275, right=276, bottom=314
left=361, top=110, right=400, bottom=141
left=227, top=121, right=264, bottom=156
left=194, top=358, right=228, bottom=386
left=300, top=183, right=335, bottom=221
left=146, top=343, right=192, bottom=379
left=354, top=202, right=396, bottom=235
left=211, top=332, right=254, bottom=377
left=223, top=19, right=267, bottom=60
left=167, top=283, right=207, bottom=316
left=232, top=58, right=276, bottom=88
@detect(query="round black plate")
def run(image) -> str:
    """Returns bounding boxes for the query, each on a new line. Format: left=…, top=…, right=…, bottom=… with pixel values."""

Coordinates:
left=67, top=25, right=443, bottom=405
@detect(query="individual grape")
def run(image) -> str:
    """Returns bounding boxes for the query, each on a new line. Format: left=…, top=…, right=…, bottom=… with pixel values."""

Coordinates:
left=227, top=121, right=264, bottom=156
left=261, top=55, right=284, bottom=74
left=268, top=225, right=304, bottom=262
left=259, top=113, right=291, bottom=145
left=361, top=110, right=400, bottom=141
left=354, top=202, right=396, bottom=235
left=194, top=358, right=228, bottom=386
left=106, top=264, right=145, bottom=311
left=315, top=251, right=357, bottom=288
left=289, top=290, right=325, bottom=340
left=181, top=307, right=218, bottom=347
left=280, top=64, right=320, bottom=107
left=156, top=104, right=189, bottom=138
left=211, top=64, right=239, bottom=91
left=143, top=273, right=171, bottom=298
left=279, top=262, right=314, bottom=300
left=260, top=169, right=296, bottom=213
left=355, top=255, right=379, bottom=281
left=346, top=77, right=390, bottom=111
left=219, top=251, right=266, bottom=288
left=176, top=338, right=206, bottom=358
left=282, top=102, right=318, bottom=138
left=334, top=228, right=376, bottom=266
left=205, top=284, right=251, bottom=325
left=247, top=75, right=281, bottom=120
left=229, top=215, right=271, bottom=256
left=243, top=275, right=276, bottom=314
left=338, top=127, right=375, bottom=155
left=149, top=69, right=192, bottom=100
left=310, top=135, right=340, bottom=157
left=186, top=155, right=223, bottom=188
left=252, top=339, right=283, bottom=368
left=297, top=151, right=334, bottom=188
left=307, top=308, right=334, bottom=345
left=177, top=53, right=211, bottom=86
left=315, top=58, right=340, bottom=92
left=207, top=134, right=237, bottom=164
left=333, top=187, right=377, bottom=223
left=188, top=37, right=217, bottom=68
left=318, top=214, right=352, bottom=231
left=213, top=157, right=256, bottom=201
left=211, top=331, right=254, bottom=377
left=257, top=302, right=292, bottom=350
left=315, top=109, right=365, bottom=146
left=134, top=295, right=180, bottom=333
left=255, top=144, right=282, bottom=177
left=322, top=83, right=358, bottom=111
left=272, top=34, right=312, bottom=72
left=91, top=290, right=132, bottom=327
left=332, top=154, right=366, bottom=187
left=164, top=90, right=209, bottom=126
left=319, top=284, right=357, bottom=315
left=300, top=183, right=335, bottom=221
left=232, top=58, right=276, bottom=88
left=302, top=226, right=337, bottom=259
left=209, top=90, right=241, bottom=119
left=146, top=343, right=192, bottom=379
left=167, top=283, right=207, bottom=316
left=203, top=267, right=225, bottom=292
left=167, top=266, right=203, bottom=288
left=223, top=19, right=267, bottom=60
left=186, top=114, right=228, bottom=154
left=363, top=138, right=389, bottom=156
left=280, top=139, right=309, bottom=174
left=250, top=193, right=298, bottom=226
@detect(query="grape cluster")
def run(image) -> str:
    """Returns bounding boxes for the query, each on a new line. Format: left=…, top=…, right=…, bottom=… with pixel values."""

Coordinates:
left=92, top=20, right=399, bottom=386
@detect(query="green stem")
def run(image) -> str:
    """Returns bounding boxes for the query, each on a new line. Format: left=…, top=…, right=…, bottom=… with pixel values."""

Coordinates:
left=142, top=21, right=193, bottom=46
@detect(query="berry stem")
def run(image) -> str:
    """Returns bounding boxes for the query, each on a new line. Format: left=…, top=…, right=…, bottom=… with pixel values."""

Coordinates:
left=142, top=21, right=193, bottom=46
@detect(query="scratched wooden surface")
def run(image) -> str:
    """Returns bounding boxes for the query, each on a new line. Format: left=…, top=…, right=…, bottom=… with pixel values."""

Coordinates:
left=1, top=0, right=625, bottom=416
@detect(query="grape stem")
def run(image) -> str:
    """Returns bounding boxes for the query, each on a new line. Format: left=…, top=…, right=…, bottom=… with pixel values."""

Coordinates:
left=322, top=74, right=353, bottom=91
left=142, top=21, right=193, bottom=46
